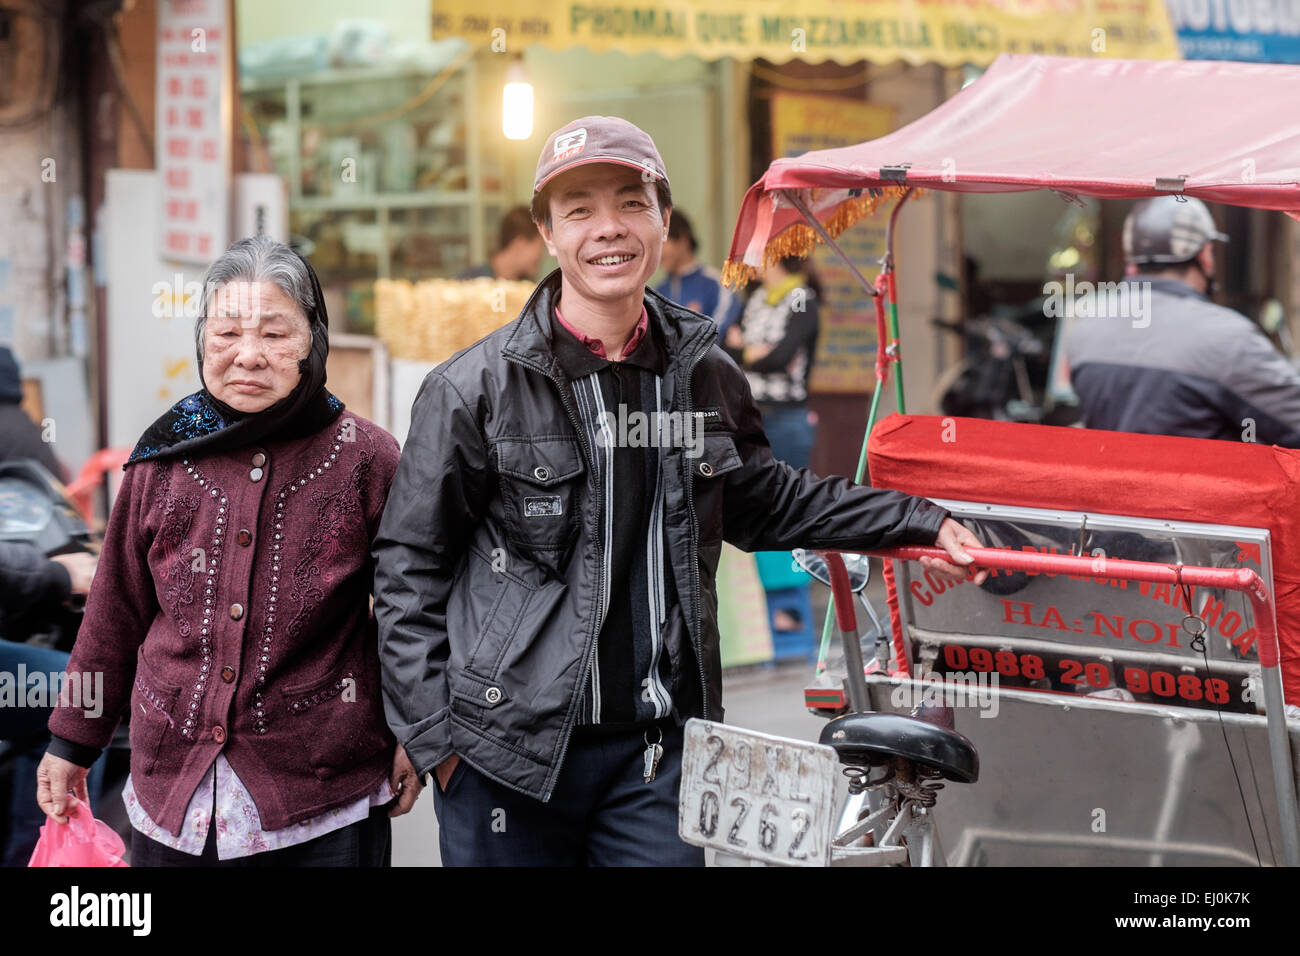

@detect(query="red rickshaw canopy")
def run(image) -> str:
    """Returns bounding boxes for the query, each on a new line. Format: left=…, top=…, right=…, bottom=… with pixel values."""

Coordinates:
left=724, top=54, right=1300, bottom=285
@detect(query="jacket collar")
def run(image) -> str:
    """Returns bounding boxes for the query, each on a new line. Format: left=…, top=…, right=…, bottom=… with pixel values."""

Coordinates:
left=502, top=268, right=716, bottom=377
left=1128, top=275, right=1210, bottom=304
left=549, top=306, right=668, bottom=379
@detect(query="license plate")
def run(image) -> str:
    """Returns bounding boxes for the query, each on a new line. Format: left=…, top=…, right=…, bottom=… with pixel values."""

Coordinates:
left=678, top=719, right=838, bottom=867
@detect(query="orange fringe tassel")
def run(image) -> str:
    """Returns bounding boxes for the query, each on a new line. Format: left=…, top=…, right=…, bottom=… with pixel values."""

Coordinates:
left=721, top=187, right=923, bottom=288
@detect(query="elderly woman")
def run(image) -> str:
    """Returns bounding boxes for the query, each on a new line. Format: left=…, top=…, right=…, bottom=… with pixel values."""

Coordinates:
left=35, top=236, right=420, bottom=866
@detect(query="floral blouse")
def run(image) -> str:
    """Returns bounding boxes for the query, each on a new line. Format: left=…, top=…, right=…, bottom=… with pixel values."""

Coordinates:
left=123, top=762, right=393, bottom=859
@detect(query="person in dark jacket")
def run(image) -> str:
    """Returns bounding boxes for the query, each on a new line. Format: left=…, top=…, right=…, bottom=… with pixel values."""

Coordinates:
left=372, top=115, right=986, bottom=867
left=1, top=350, right=94, bottom=864
left=1, top=543, right=100, bottom=867
left=1064, top=196, right=1300, bottom=445
left=0, top=543, right=94, bottom=637
left=0, top=347, right=66, bottom=481
left=36, top=236, right=421, bottom=866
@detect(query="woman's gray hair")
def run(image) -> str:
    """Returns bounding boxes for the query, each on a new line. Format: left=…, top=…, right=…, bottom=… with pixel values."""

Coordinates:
left=195, top=236, right=315, bottom=361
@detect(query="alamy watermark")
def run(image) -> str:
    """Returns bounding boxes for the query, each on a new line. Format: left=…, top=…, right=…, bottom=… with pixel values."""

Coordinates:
left=0, top=667, right=103, bottom=718
left=596, top=403, right=703, bottom=458
left=50, top=886, right=150, bottom=936
left=890, top=669, right=1000, bottom=719
left=1043, top=274, right=1153, bottom=329
left=152, top=275, right=264, bottom=322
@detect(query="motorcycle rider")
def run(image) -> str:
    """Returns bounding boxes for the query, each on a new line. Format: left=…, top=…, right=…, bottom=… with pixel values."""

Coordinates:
left=1064, top=196, right=1300, bottom=445
left=0, top=347, right=67, bottom=481
left=0, top=544, right=95, bottom=639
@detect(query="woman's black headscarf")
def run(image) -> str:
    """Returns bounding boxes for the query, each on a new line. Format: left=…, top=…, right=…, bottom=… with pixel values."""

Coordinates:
left=126, top=245, right=344, bottom=466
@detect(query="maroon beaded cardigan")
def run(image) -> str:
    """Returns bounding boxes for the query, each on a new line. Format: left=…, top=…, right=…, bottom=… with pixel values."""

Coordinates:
left=49, top=414, right=401, bottom=835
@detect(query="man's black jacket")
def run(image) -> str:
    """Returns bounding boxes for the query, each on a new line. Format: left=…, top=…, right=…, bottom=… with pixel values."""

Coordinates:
left=372, top=270, right=949, bottom=801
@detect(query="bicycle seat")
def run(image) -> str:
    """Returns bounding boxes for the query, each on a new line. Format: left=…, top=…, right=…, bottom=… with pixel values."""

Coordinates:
left=819, top=712, right=979, bottom=783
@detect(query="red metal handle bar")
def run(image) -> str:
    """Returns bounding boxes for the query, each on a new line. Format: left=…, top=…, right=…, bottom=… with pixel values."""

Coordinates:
left=872, top=282, right=890, bottom=383
left=863, top=545, right=1279, bottom=668
left=818, top=551, right=859, bottom=634
left=815, top=550, right=871, bottom=713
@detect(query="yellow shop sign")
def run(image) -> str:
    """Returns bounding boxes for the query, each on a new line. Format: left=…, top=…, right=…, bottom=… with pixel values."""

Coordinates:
left=432, top=0, right=1181, bottom=65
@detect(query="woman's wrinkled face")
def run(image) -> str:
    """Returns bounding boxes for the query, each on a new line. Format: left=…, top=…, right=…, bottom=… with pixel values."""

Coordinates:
left=203, top=280, right=311, bottom=413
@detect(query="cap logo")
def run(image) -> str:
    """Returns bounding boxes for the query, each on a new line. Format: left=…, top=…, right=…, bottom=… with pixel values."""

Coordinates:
left=554, top=128, right=587, bottom=162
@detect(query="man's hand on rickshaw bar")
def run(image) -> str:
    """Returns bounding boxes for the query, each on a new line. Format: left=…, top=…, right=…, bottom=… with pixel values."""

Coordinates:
left=924, top=518, right=989, bottom=586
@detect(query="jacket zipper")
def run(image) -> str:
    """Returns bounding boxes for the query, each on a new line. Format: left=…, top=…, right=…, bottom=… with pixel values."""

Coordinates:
left=502, top=351, right=604, bottom=801
left=681, top=333, right=713, bottom=720
left=502, top=316, right=713, bottom=796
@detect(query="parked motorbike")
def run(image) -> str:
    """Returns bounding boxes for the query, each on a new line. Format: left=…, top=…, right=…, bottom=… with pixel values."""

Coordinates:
left=930, top=307, right=1078, bottom=426
left=0, top=459, right=96, bottom=639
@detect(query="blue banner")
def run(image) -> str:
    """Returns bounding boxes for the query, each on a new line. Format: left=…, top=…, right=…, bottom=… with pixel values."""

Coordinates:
left=1167, top=0, right=1300, bottom=62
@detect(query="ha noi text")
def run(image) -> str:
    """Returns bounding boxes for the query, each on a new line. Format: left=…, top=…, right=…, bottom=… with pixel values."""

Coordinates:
left=907, top=549, right=1261, bottom=659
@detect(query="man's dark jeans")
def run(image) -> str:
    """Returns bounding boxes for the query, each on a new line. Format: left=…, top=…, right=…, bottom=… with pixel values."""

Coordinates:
left=433, top=721, right=705, bottom=866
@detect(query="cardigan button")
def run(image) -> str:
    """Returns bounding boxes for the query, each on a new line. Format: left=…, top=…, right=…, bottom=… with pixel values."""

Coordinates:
left=249, top=467, right=264, bottom=482
left=220, top=666, right=236, bottom=683
left=212, top=725, right=226, bottom=743
left=237, top=529, right=252, bottom=546
left=252, top=452, right=267, bottom=467
left=229, top=603, right=244, bottom=620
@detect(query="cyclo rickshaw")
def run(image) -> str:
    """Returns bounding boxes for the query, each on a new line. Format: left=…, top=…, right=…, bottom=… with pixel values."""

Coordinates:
left=676, top=54, right=1300, bottom=867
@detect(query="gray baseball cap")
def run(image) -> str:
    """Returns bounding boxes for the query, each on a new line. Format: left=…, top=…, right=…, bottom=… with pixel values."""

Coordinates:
left=533, top=116, right=668, bottom=195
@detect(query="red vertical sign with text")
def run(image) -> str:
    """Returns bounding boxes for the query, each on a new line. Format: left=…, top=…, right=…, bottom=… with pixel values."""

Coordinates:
left=156, top=0, right=230, bottom=264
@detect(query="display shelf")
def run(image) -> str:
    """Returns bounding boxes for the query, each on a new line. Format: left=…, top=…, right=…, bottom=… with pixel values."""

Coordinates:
left=240, top=50, right=504, bottom=285
left=240, top=61, right=456, bottom=94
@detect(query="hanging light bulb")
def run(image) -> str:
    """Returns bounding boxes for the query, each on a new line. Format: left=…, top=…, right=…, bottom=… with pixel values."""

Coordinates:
left=502, top=58, right=533, bottom=141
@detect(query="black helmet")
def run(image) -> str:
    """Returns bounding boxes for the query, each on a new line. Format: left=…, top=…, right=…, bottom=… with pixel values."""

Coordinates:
left=1122, top=196, right=1229, bottom=266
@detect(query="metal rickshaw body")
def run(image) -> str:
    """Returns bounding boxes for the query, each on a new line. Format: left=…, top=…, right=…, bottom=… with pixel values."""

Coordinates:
left=682, top=54, right=1300, bottom=866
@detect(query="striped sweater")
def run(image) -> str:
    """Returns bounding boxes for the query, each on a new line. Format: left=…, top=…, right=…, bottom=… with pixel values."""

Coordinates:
left=549, top=308, right=677, bottom=729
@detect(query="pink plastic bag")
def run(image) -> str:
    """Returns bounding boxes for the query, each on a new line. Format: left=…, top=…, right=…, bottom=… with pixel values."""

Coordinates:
left=28, top=800, right=129, bottom=867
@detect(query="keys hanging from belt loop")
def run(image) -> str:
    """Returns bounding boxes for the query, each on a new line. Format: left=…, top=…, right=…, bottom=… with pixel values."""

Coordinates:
left=643, top=727, right=664, bottom=785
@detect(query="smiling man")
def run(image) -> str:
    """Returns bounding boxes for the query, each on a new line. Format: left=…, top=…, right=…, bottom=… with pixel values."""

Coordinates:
left=372, top=116, right=985, bottom=867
